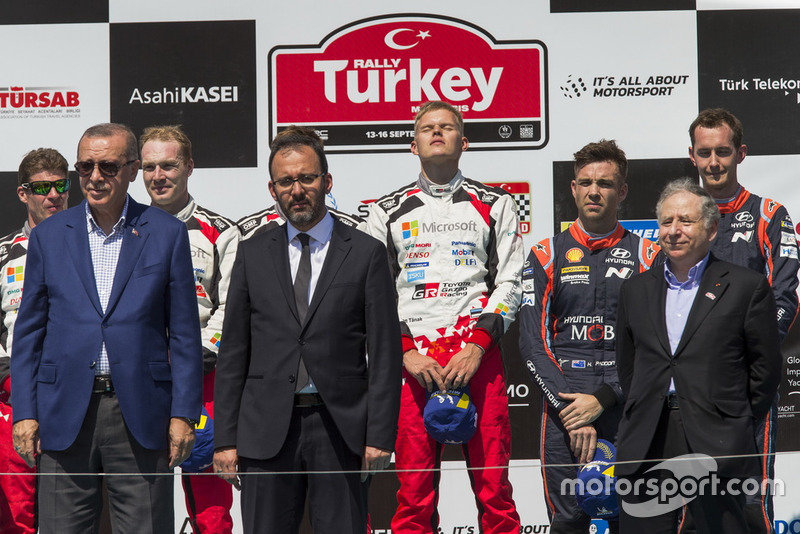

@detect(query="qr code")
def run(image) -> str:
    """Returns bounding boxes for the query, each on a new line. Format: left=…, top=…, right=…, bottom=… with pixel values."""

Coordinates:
left=520, top=124, right=535, bottom=139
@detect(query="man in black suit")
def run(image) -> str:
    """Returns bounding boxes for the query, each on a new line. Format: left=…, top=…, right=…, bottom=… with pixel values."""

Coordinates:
left=212, top=126, right=402, bottom=533
left=614, top=179, right=781, bottom=533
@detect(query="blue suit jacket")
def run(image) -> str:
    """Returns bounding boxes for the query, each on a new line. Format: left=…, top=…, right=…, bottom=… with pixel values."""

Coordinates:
left=11, top=197, right=203, bottom=451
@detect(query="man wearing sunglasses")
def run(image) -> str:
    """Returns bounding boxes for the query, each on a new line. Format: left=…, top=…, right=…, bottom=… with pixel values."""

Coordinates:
left=0, top=148, right=70, bottom=534
left=10, top=123, right=202, bottom=533
left=139, top=125, right=239, bottom=534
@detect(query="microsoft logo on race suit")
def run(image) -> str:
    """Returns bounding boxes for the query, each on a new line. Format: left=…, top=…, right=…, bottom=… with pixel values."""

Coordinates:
left=269, top=14, right=548, bottom=152
left=402, top=220, right=418, bottom=239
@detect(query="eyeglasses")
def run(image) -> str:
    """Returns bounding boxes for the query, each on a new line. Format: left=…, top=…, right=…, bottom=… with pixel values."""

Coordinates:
left=21, top=178, right=71, bottom=195
left=272, top=173, right=325, bottom=189
left=74, top=159, right=137, bottom=178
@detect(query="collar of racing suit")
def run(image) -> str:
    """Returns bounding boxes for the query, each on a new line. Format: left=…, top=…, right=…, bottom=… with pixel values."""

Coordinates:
left=568, top=220, right=626, bottom=251
left=173, top=195, right=197, bottom=223
left=714, top=185, right=750, bottom=214
left=416, top=170, right=464, bottom=197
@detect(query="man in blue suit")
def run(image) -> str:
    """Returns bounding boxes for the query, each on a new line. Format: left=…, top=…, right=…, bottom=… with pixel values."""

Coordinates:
left=10, top=123, right=203, bottom=533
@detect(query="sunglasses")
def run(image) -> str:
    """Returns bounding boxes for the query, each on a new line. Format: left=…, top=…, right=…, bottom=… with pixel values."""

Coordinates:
left=74, top=159, right=137, bottom=178
left=21, top=178, right=71, bottom=195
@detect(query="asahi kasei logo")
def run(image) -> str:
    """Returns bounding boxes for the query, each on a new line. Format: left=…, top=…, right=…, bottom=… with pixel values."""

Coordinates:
left=269, top=14, right=547, bottom=153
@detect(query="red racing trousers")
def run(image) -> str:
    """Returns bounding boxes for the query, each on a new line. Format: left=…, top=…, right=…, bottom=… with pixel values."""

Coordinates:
left=181, top=371, right=234, bottom=534
left=0, top=395, right=36, bottom=534
left=391, top=346, right=520, bottom=533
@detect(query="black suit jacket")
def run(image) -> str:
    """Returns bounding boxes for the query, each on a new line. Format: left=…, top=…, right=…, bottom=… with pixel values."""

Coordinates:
left=214, top=218, right=402, bottom=459
left=615, top=255, right=781, bottom=478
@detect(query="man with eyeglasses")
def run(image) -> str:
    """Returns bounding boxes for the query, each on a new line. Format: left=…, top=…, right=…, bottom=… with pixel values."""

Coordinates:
left=0, top=148, right=70, bottom=534
left=366, top=101, right=524, bottom=533
left=139, top=125, right=239, bottom=534
left=688, top=109, right=799, bottom=534
left=237, top=131, right=363, bottom=239
left=10, top=123, right=202, bottom=533
left=213, top=126, right=401, bottom=533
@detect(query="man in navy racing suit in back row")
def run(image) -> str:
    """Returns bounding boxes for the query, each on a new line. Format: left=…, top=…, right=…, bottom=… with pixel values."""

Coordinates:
left=688, top=108, right=800, bottom=534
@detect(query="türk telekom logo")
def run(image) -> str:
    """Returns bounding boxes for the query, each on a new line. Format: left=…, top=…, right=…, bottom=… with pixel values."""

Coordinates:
left=269, top=14, right=548, bottom=153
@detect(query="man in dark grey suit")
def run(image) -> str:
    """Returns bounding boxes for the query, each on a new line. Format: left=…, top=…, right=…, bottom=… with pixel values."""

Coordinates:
left=212, top=126, right=402, bottom=533
left=615, top=179, right=781, bottom=533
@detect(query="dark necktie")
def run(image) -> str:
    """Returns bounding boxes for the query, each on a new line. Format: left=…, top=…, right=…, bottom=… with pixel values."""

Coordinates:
left=293, top=233, right=311, bottom=323
left=293, top=233, right=311, bottom=391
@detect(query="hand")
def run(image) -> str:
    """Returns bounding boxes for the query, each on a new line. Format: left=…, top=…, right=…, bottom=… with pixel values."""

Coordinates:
left=213, top=447, right=241, bottom=490
left=168, top=417, right=196, bottom=469
left=568, top=425, right=597, bottom=465
left=558, top=392, right=604, bottom=431
left=12, top=419, right=40, bottom=467
left=360, top=446, right=392, bottom=482
left=403, top=349, right=445, bottom=392
left=442, top=343, right=484, bottom=389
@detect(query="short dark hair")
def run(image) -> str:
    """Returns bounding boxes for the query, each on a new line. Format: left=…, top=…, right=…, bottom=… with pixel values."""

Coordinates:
left=573, top=139, right=628, bottom=184
left=80, top=123, right=139, bottom=161
left=689, top=108, right=743, bottom=149
left=656, top=177, right=720, bottom=231
left=268, top=126, right=327, bottom=178
left=18, top=148, right=69, bottom=186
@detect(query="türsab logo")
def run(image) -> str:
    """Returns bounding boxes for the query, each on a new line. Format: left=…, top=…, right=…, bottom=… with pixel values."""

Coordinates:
left=0, top=86, right=81, bottom=120
left=269, top=14, right=548, bottom=152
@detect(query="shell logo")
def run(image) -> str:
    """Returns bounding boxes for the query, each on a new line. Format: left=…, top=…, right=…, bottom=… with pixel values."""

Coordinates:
left=565, top=248, right=584, bottom=263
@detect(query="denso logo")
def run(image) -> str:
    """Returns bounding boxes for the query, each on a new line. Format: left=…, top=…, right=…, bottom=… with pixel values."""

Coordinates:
left=406, top=251, right=430, bottom=259
left=269, top=14, right=547, bottom=152
left=0, top=86, right=80, bottom=108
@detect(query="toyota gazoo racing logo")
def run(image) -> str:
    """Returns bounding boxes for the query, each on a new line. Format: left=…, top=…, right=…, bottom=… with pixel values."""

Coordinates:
left=269, top=14, right=547, bottom=152
left=412, top=283, right=439, bottom=299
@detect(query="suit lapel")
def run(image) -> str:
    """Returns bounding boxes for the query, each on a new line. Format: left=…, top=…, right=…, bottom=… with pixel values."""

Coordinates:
left=65, top=201, right=103, bottom=316
left=105, top=199, right=148, bottom=317
left=647, top=267, right=671, bottom=356
left=304, top=221, right=351, bottom=328
left=269, top=226, right=301, bottom=324
left=674, top=258, right=729, bottom=356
